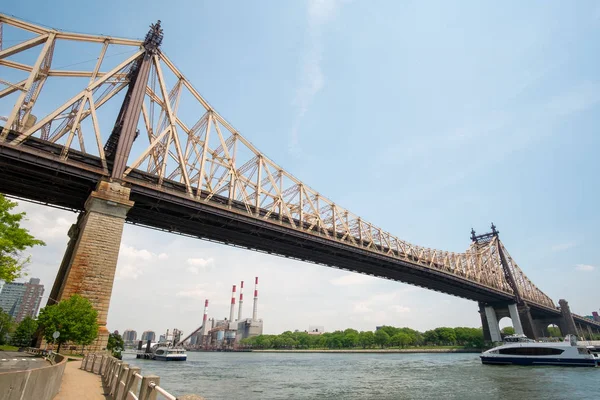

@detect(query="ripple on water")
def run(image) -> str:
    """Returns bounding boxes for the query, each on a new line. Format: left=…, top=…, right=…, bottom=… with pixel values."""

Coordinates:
left=123, top=352, right=599, bottom=400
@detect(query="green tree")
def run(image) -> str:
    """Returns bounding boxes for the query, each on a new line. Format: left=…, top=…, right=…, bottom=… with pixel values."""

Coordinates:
left=0, top=308, right=15, bottom=345
left=391, top=332, right=412, bottom=348
left=10, top=316, right=37, bottom=347
left=37, top=295, right=98, bottom=352
left=374, top=329, right=390, bottom=348
left=547, top=326, right=561, bottom=338
left=0, top=195, right=46, bottom=283
left=501, top=327, right=515, bottom=336
left=107, top=332, right=124, bottom=359
left=434, top=327, right=456, bottom=345
left=358, top=331, right=375, bottom=349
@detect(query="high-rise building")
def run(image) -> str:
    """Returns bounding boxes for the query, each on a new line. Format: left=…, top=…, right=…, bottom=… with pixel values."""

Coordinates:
left=141, top=330, right=156, bottom=342
left=123, top=329, right=138, bottom=344
left=0, top=278, right=44, bottom=322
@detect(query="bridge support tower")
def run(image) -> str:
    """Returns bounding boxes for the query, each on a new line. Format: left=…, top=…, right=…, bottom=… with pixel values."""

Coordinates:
left=47, top=180, right=133, bottom=351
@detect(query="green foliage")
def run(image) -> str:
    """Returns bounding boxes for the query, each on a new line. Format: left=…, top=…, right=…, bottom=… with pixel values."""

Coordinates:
left=107, top=332, right=124, bottom=359
left=0, top=194, right=46, bottom=283
left=0, top=308, right=15, bottom=345
left=501, top=327, right=515, bottom=336
left=358, top=331, right=374, bottom=349
left=547, top=326, right=561, bottom=338
left=37, top=295, right=98, bottom=352
left=238, top=325, right=485, bottom=350
left=374, top=329, right=390, bottom=348
left=10, top=316, right=37, bottom=347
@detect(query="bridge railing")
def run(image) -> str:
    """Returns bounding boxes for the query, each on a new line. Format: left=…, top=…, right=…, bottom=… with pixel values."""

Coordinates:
left=80, top=353, right=199, bottom=400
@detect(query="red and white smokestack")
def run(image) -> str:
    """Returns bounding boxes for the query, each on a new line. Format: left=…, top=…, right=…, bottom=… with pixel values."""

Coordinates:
left=238, top=281, right=244, bottom=321
left=229, top=285, right=236, bottom=322
left=252, top=277, right=259, bottom=321
left=203, top=299, right=209, bottom=323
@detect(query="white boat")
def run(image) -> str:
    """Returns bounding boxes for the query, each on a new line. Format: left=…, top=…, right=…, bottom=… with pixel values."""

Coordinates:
left=480, top=334, right=598, bottom=367
left=150, top=342, right=187, bottom=361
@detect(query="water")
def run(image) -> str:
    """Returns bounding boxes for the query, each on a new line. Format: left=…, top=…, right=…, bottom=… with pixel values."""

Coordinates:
left=123, top=352, right=599, bottom=400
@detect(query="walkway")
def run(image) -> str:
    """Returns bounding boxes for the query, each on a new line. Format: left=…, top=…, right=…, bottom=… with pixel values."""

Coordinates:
left=54, top=359, right=108, bottom=400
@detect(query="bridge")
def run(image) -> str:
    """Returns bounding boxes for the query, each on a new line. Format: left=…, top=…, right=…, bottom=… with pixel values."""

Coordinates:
left=1, top=14, right=598, bottom=350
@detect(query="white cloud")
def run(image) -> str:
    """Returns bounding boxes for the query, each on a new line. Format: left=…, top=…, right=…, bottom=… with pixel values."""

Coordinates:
left=116, top=264, right=143, bottom=280
left=551, top=242, right=576, bottom=252
left=389, top=305, right=411, bottom=313
left=120, top=245, right=155, bottom=261
left=575, top=264, right=595, bottom=272
left=186, top=257, right=214, bottom=272
left=330, top=273, right=376, bottom=286
left=290, top=0, right=345, bottom=155
left=176, top=284, right=211, bottom=299
left=158, top=253, right=169, bottom=260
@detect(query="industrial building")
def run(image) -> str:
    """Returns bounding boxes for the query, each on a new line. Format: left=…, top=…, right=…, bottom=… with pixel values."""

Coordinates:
left=0, top=278, right=44, bottom=322
left=184, top=276, right=263, bottom=350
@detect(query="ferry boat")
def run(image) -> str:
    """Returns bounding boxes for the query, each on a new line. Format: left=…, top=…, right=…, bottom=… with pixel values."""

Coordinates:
left=480, top=334, right=598, bottom=367
left=151, top=343, right=187, bottom=361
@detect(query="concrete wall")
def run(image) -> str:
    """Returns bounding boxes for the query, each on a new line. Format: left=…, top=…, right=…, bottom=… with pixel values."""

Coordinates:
left=0, top=354, right=66, bottom=400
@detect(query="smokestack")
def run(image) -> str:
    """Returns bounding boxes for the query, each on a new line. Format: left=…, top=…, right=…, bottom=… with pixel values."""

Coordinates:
left=203, top=299, right=209, bottom=323
left=252, top=276, right=258, bottom=321
left=229, top=285, right=236, bottom=322
left=238, top=281, right=244, bottom=321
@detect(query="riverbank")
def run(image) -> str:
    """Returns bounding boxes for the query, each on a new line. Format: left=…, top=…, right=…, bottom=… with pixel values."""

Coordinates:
left=252, top=348, right=481, bottom=353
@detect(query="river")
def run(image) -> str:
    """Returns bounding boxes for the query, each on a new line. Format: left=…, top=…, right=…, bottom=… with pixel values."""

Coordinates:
left=122, top=351, right=598, bottom=399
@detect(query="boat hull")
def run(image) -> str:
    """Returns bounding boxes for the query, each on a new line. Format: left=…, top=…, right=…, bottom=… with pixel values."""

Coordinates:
left=481, top=356, right=597, bottom=367
left=153, top=355, right=187, bottom=361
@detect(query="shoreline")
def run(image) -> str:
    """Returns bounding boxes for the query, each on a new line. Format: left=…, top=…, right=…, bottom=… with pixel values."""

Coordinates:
left=251, top=348, right=481, bottom=354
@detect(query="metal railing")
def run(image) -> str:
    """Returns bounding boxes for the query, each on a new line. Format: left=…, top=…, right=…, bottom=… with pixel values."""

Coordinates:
left=80, top=353, right=181, bottom=400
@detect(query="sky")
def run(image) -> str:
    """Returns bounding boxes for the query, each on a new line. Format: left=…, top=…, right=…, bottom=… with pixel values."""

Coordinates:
left=2, top=1, right=599, bottom=337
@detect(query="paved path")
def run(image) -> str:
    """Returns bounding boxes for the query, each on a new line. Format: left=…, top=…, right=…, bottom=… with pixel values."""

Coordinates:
left=0, top=351, right=48, bottom=372
left=54, top=359, right=109, bottom=400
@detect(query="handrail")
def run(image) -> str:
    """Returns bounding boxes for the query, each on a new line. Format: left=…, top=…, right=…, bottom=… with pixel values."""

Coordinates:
left=78, top=353, right=189, bottom=400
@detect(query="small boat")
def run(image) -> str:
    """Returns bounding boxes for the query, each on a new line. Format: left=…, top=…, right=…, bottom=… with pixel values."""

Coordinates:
left=150, top=342, right=187, bottom=361
left=480, top=334, right=598, bottom=367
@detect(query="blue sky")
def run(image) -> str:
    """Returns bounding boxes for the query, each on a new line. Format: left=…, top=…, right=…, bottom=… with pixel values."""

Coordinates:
left=3, top=1, right=599, bottom=335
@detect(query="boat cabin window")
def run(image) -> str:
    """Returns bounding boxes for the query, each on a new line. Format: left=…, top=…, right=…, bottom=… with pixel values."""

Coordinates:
left=155, top=350, right=165, bottom=355
left=577, top=348, right=592, bottom=355
left=498, top=347, right=564, bottom=356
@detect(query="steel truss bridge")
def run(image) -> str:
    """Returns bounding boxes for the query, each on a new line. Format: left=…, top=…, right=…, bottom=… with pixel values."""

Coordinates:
left=0, top=14, right=598, bottom=334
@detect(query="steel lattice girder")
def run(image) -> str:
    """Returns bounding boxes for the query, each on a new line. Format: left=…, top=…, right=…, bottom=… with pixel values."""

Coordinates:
left=0, top=13, right=557, bottom=311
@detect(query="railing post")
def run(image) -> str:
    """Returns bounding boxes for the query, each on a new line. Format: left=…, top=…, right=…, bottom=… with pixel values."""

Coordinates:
left=112, top=363, right=128, bottom=397
left=80, top=354, right=87, bottom=369
left=98, top=355, right=105, bottom=375
left=139, top=375, right=160, bottom=400
left=122, top=367, right=140, bottom=400
left=108, top=361, right=122, bottom=394
left=115, top=365, right=129, bottom=399
left=90, top=354, right=97, bottom=373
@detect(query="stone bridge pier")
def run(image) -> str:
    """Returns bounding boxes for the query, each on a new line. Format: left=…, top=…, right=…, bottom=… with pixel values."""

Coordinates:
left=478, top=299, right=581, bottom=342
left=45, top=179, right=133, bottom=351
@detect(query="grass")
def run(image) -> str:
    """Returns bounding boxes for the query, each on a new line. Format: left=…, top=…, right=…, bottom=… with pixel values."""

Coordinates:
left=0, top=345, right=19, bottom=351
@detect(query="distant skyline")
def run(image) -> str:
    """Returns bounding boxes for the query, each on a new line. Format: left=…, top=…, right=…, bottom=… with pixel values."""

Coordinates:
left=3, top=1, right=599, bottom=337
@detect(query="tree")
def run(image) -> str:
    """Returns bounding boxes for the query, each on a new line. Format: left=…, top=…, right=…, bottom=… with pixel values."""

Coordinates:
left=10, top=316, right=37, bottom=347
left=358, top=331, right=375, bottom=349
left=37, top=295, right=98, bottom=352
left=501, top=327, right=515, bottom=336
left=107, top=332, right=124, bottom=359
left=374, top=329, right=390, bottom=348
left=391, top=332, right=412, bottom=348
left=0, top=308, right=15, bottom=345
left=547, top=326, right=561, bottom=338
left=0, top=195, right=45, bottom=283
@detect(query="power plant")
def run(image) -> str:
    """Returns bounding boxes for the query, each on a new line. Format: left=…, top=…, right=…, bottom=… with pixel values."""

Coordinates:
left=185, top=276, right=263, bottom=351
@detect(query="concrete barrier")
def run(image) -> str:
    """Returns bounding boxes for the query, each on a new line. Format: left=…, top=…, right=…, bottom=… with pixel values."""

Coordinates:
left=0, top=352, right=67, bottom=400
